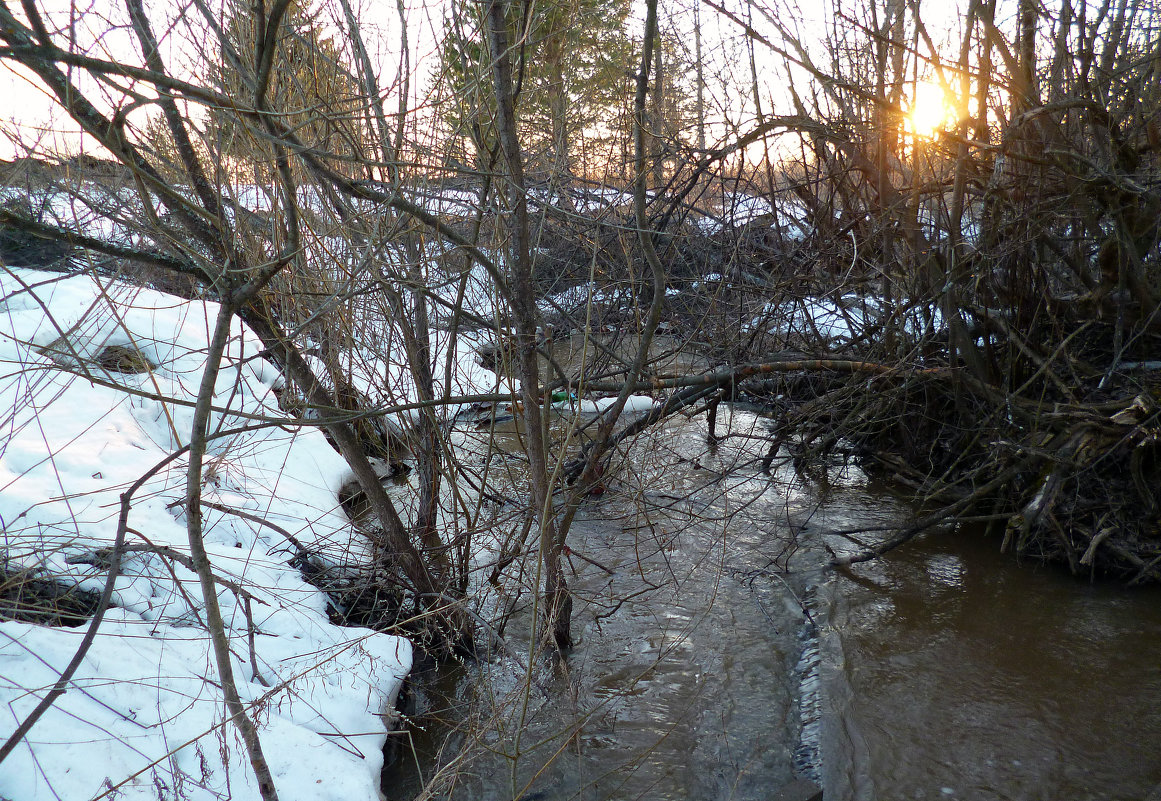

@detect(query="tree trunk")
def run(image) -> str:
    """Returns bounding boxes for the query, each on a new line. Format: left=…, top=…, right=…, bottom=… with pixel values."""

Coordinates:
left=484, top=0, right=572, bottom=650
left=694, top=3, right=706, bottom=152
left=236, top=306, right=443, bottom=603
left=650, top=32, right=665, bottom=186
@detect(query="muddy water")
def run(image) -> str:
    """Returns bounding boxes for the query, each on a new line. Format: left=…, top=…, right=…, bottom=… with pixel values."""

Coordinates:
left=384, top=405, right=1161, bottom=801
left=817, top=528, right=1161, bottom=801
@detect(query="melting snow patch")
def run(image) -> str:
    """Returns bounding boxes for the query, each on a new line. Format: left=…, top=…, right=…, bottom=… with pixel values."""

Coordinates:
left=0, top=267, right=410, bottom=801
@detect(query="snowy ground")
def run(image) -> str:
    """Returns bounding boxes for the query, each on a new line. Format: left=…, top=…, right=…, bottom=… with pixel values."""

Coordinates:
left=0, top=268, right=411, bottom=801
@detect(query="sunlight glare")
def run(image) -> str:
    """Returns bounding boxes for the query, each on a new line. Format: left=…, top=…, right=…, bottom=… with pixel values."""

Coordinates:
left=907, top=80, right=954, bottom=139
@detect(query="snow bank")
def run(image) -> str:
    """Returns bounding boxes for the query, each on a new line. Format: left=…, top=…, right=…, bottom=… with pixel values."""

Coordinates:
left=0, top=267, right=411, bottom=801
left=689, top=193, right=811, bottom=241
left=745, top=293, right=944, bottom=348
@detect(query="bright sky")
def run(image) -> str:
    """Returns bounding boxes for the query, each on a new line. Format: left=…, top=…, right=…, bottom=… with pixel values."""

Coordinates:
left=0, top=0, right=981, bottom=163
left=0, top=0, right=430, bottom=160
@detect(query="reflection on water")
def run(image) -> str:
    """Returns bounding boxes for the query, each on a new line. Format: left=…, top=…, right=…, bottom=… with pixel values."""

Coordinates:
left=823, top=529, right=1161, bottom=801
left=385, top=404, right=1161, bottom=801
left=386, top=406, right=824, bottom=801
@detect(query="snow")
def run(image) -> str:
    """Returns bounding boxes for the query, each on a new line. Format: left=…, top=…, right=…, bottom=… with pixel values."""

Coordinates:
left=744, top=292, right=944, bottom=348
left=724, top=193, right=773, bottom=224
left=302, top=322, right=505, bottom=431
left=688, top=193, right=811, bottom=241
left=568, top=186, right=634, bottom=214
left=0, top=267, right=411, bottom=801
left=411, top=185, right=484, bottom=219
left=555, top=394, right=656, bottom=417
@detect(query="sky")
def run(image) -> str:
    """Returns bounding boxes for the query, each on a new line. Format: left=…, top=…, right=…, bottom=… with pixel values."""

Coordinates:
left=0, top=0, right=985, bottom=163
left=0, top=0, right=429, bottom=161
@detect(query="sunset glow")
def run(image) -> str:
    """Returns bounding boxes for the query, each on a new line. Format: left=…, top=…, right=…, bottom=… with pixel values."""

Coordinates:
left=907, top=80, right=955, bottom=138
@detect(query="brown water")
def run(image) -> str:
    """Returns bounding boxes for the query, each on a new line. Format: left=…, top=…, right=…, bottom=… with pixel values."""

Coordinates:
left=384, top=405, right=1161, bottom=801
left=818, top=527, right=1161, bottom=801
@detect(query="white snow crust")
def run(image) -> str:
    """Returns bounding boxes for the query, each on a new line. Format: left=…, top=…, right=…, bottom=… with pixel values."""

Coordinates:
left=0, top=267, right=411, bottom=801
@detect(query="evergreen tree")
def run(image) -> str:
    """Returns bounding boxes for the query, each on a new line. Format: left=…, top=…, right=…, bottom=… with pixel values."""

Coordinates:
left=209, top=0, right=368, bottom=183
left=437, top=0, right=635, bottom=178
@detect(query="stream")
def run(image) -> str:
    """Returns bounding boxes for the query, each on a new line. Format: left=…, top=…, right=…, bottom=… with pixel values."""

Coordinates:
left=382, top=404, right=1161, bottom=801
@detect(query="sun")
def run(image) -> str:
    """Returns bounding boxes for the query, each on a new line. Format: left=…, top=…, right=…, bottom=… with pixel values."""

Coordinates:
left=907, top=80, right=955, bottom=139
